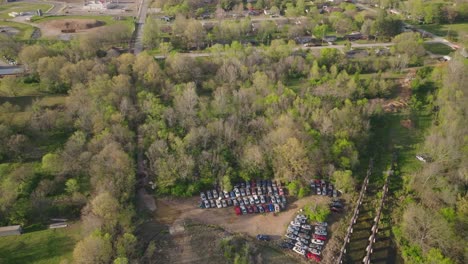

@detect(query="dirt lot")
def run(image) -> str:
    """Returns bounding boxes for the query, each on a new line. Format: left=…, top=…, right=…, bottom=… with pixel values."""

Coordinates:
left=140, top=194, right=347, bottom=264
left=154, top=195, right=332, bottom=238
left=39, top=18, right=104, bottom=38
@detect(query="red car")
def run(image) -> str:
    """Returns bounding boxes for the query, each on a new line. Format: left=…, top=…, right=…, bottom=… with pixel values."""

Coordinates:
left=247, top=205, right=254, bottom=214
left=313, top=234, right=327, bottom=241
left=306, top=252, right=321, bottom=262
left=234, top=206, right=241, bottom=216
left=331, top=206, right=343, bottom=213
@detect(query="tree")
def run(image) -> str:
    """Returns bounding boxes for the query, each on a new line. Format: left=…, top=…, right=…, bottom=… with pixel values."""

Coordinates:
left=73, top=233, right=113, bottom=264
left=392, top=32, right=425, bottom=65
left=273, top=137, right=311, bottom=182
left=313, top=24, right=329, bottom=42
left=91, top=192, right=120, bottom=222
left=372, top=10, right=402, bottom=39
left=65, top=178, right=80, bottom=194
left=18, top=44, right=51, bottom=72
left=331, top=170, right=355, bottom=193
left=41, top=153, right=62, bottom=174
left=143, top=16, right=161, bottom=49
left=184, top=20, right=206, bottom=50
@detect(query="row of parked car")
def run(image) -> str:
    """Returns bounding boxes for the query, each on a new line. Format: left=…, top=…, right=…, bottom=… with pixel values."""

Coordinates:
left=310, top=179, right=339, bottom=198
left=199, top=180, right=287, bottom=214
left=281, top=214, right=329, bottom=262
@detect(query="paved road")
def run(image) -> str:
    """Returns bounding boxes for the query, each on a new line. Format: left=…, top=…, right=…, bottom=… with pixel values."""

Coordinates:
left=133, top=0, right=149, bottom=54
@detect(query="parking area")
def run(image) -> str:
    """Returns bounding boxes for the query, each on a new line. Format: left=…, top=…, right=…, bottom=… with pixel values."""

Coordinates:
left=199, top=180, right=287, bottom=215
left=154, top=194, right=331, bottom=238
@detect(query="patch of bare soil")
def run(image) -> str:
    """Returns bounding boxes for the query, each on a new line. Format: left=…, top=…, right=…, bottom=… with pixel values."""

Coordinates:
left=154, top=195, right=331, bottom=238
left=40, top=19, right=104, bottom=37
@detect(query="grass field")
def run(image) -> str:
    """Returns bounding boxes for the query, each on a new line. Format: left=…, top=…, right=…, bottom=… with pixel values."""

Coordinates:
left=0, top=2, right=52, bottom=19
left=0, top=21, right=36, bottom=40
left=0, top=223, right=81, bottom=264
left=423, top=42, right=454, bottom=55
left=418, top=22, right=468, bottom=42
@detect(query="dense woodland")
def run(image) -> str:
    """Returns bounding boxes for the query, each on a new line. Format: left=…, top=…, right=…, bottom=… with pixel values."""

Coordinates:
left=0, top=0, right=467, bottom=263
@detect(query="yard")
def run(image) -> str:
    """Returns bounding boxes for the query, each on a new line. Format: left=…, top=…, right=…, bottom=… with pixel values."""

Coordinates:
left=0, top=223, right=81, bottom=264
left=418, top=22, right=468, bottom=42
left=423, top=42, right=454, bottom=55
left=0, top=2, right=53, bottom=19
left=0, top=21, right=36, bottom=40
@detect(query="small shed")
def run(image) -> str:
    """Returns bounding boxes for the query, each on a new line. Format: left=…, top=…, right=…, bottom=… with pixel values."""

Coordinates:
left=0, top=225, right=22, bottom=237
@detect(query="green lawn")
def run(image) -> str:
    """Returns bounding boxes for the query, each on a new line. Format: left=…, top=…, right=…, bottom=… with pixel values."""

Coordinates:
left=423, top=42, right=454, bottom=55
left=0, top=21, right=36, bottom=40
left=0, top=2, right=52, bottom=19
left=418, top=22, right=468, bottom=42
left=0, top=223, right=81, bottom=264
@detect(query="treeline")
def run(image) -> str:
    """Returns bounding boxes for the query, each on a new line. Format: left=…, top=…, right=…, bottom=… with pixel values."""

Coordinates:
left=393, top=54, right=467, bottom=263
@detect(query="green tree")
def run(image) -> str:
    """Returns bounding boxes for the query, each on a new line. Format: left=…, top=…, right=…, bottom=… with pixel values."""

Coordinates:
left=73, top=233, right=113, bottom=264
left=143, top=16, right=161, bottom=49
left=331, top=170, right=355, bottom=193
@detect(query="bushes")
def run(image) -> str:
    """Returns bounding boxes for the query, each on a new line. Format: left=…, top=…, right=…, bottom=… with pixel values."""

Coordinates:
left=303, top=203, right=330, bottom=222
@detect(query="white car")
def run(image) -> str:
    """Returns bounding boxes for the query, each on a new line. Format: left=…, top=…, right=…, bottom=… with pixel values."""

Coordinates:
left=313, top=222, right=328, bottom=227
left=311, top=239, right=324, bottom=245
left=290, top=221, right=301, bottom=227
left=301, top=224, right=312, bottom=230
left=234, top=188, right=241, bottom=197
left=285, top=233, right=297, bottom=240
left=293, top=246, right=305, bottom=255
left=212, top=189, right=219, bottom=199
left=246, top=188, right=251, bottom=196
left=253, top=195, right=260, bottom=204
left=215, top=199, right=222, bottom=208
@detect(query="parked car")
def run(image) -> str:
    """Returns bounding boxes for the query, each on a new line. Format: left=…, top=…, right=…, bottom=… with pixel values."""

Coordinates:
left=234, top=206, right=241, bottom=215
left=263, top=204, right=270, bottom=212
left=246, top=188, right=251, bottom=196
left=280, top=242, right=294, bottom=249
left=213, top=189, right=219, bottom=199
left=314, top=229, right=327, bottom=236
left=216, top=199, right=222, bottom=208
left=333, top=189, right=338, bottom=197
left=331, top=201, right=344, bottom=208
left=258, top=205, right=265, bottom=213
left=310, top=243, right=323, bottom=250
left=274, top=203, right=280, bottom=213
left=243, top=197, right=250, bottom=205
left=322, top=186, right=327, bottom=196
left=247, top=205, right=254, bottom=214
left=330, top=206, right=343, bottom=213
left=230, top=191, right=236, bottom=198
left=207, top=190, right=213, bottom=199
left=266, top=203, right=273, bottom=212
left=306, top=252, right=321, bottom=262
left=279, top=187, right=284, bottom=195
left=223, top=191, right=230, bottom=199
left=281, top=196, right=287, bottom=204
left=313, top=234, right=327, bottom=241
left=249, top=196, right=255, bottom=205
left=204, top=200, right=210, bottom=208
left=200, top=192, right=207, bottom=201
left=256, top=234, right=270, bottom=241
left=260, top=195, right=266, bottom=204
left=311, top=239, right=325, bottom=245
left=291, top=221, right=301, bottom=227
left=234, top=188, right=241, bottom=197
left=313, top=222, right=328, bottom=227
left=232, top=198, right=239, bottom=206
left=210, top=200, right=216, bottom=208
left=227, top=199, right=233, bottom=206
left=285, top=233, right=297, bottom=240
left=237, top=197, right=244, bottom=206
left=240, top=188, right=246, bottom=196
left=246, top=181, right=251, bottom=188
left=316, top=188, right=322, bottom=195
left=293, top=246, right=305, bottom=255
left=253, top=195, right=260, bottom=204
left=240, top=205, right=247, bottom=214
left=257, top=187, right=263, bottom=195
left=221, top=199, right=227, bottom=208
left=253, top=204, right=259, bottom=213
left=301, top=224, right=312, bottom=230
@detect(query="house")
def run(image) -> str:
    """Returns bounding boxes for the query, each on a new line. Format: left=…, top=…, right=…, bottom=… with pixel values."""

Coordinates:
left=344, top=32, right=363, bottom=41
left=323, top=35, right=337, bottom=43
left=295, top=36, right=314, bottom=44
left=0, top=66, right=24, bottom=78
left=0, top=225, right=22, bottom=237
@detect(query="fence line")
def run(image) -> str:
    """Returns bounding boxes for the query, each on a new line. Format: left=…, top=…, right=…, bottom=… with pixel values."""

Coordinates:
left=336, top=159, right=373, bottom=264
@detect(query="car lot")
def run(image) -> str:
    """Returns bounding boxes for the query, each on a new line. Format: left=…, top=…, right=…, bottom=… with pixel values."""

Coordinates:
left=199, top=180, right=287, bottom=215
left=281, top=214, right=330, bottom=262
left=310, top=179, right=339, bottom=198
